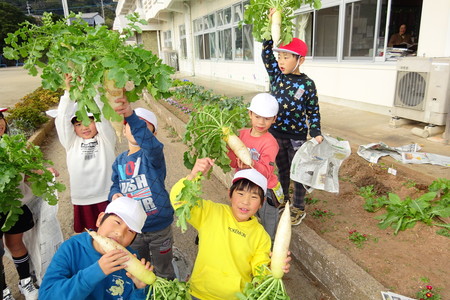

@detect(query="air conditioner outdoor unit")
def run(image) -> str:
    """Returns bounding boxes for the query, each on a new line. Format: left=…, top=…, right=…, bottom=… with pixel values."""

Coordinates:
left=392, top=57, right=450, bottom=126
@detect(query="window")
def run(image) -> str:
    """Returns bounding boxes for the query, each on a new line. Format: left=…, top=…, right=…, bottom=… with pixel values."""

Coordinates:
left=294, top=0, right=422, bottom=61
left=343, top=0, right=377, bottom=59
left=179, top=25, right=187, bottom=59
left=314, top=6, right=339, bottom=58
left=163, top=30, right=172, bottom=49
left=218, top=28, right=232, bottom=60
left=193, top=1, right=253, bottom=61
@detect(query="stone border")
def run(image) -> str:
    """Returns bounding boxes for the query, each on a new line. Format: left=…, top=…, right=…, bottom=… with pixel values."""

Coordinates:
left=143, top=92, right=386, bottom=300
left=28, top=118, right=55, bottom=146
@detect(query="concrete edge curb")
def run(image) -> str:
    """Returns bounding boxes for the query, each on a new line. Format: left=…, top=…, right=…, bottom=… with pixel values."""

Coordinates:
left=29, top=118, right=55, bottom=146
left=142, top=93, right=386, bottom=300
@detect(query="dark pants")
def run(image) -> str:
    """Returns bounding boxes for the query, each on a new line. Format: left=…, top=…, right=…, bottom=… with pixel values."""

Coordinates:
left=131, top=225, right=176, bottom=280
left=275, top=137, right=306, bottom=210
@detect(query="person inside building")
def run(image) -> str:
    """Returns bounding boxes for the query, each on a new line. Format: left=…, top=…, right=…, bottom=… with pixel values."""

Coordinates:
left=388, top=24, right=413, bottom=47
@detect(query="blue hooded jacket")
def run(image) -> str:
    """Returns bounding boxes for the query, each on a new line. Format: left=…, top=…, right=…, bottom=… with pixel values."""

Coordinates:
left=39, top=232, right=147, bottom=300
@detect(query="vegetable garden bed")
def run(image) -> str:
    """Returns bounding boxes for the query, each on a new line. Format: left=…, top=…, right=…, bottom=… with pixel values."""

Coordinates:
left=157, top=83, right=450, bottom=300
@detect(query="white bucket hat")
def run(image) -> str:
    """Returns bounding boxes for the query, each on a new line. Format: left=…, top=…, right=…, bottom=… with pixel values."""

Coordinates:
left=71, top=103, right=94, bottom=120
left=248, top=93, right=279, bottom=117
left=135, top=108, right=158, bottom=131
left=105, top=197, right=147, bottom=233
left=232, top=169, right=268, bottom=195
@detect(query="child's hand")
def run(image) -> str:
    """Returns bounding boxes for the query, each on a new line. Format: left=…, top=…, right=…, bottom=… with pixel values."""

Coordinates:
left=64, top=73, right=72, bottom=91
left=236, top=157, right=253, bottom=169
left=187, top=157, right=215, bottom=180
left=268, top=8, right=277, bottom=19
left=111, top=193, right=124, bottom=201
left=98, top=249, right=129, bottom=276
left=47, top=167, right=60, bottom=177
left=270, top=250, right=292, bottom=274
left=114, top=97, right=133, bottom=118
left=127, top=256, right=153, bottom=289
left=314, top=135, right=324, bottom=144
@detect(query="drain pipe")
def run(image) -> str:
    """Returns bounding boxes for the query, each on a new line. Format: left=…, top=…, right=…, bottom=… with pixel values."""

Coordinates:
left=183, top=1, right=195, bottom=76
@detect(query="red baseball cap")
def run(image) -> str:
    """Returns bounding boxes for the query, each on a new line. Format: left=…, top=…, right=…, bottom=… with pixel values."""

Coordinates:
left=273, top=38, right=308, bottom=57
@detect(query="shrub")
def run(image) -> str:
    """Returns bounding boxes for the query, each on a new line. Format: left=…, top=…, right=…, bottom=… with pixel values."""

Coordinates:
left=6, top=87, right=63, bottom=137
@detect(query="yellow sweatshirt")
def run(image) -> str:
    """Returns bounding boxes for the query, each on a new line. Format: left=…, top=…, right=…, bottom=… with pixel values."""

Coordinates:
left=170, top=178, right=271, bottom=300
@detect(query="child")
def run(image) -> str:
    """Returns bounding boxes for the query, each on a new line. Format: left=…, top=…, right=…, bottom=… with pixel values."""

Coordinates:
left=262, top=12, right=323, bottom=226
left=55, top=74, right=117, bottom=233
left=1, top=108, right=57, bottom=300
left=38, top=196, right=150, bottom=299
left=227, top=93, right=283, bottom=241
left=170, top=158, right=290, bottom=300
left=0, top=108, right=8, bottom=136
left=0, top=190, right=39, bottom=300
left=109, top=97, right=175, bottom=280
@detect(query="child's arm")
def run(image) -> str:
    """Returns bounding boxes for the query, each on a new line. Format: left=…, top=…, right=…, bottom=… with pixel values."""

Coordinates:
left=261, top=37, right=282, bottom=80
left=115, top=97, right=164, bottom=158
left=55, top=75, right=77, bottom=149
left=39, top=240, right=112, bottom=299
left=108, top=159, right=123, bottom=201
left=303, top=81, right=324, bottom=144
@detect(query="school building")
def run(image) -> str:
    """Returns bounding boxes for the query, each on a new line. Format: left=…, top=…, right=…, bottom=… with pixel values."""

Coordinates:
left=113, top=0, right=450, bottom=133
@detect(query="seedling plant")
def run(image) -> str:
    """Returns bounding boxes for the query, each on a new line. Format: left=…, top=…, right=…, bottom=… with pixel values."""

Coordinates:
left=347, top=230, right=369, bottom=248
left=416, top=277, right=442, bottom=300
left=359, top=178, right=450, bottom=235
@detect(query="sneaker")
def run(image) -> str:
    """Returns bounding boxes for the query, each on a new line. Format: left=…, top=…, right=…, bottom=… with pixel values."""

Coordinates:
left=3, top=288, right=16, bottom=300
left=18, top=277, right=38, bottom=300
left=290, top=207, right=306, bottom=226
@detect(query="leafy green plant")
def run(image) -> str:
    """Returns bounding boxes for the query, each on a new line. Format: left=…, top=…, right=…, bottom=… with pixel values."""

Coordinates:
left=311, top=208, right=334, bottom=219
left=428, top=178, right=449, bottom=205
left=416, top=278, right=442, bottom=300
left=305, top=197, right=320, bottom=205
left=4, top=12, right=173, bottom=126
left=375, top=191, right=449, bottom=235
left=237, top=265, right=289, bottom=300
left=358, top=185, right=388, bottom=212
left=174, top=173, right=204, bottom=233
left=435, top=227, right=450, bottom=238
left=0, top=134, right=65, bottom=231
left=403, top=179, right=417, bottom=188
left=348, top=230, right=369, bottom=248
left=242, top=0, right=321, bottom=46
left=183, top=104, right=249, bottom=173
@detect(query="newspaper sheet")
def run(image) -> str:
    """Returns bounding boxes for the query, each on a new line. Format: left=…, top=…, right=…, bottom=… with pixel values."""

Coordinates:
left=357, top=142, right=450, bottom=167
left=381, top=291, right=416, bottom=300
left=290, top=135, right=351, bottom=193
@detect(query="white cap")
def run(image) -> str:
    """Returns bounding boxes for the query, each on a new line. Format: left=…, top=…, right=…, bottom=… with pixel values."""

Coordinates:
left=232, top=169, right=268, bottom=196
left=135, top=108, right=158, bottom=131
left=105, top=197, right=147, bottom=233
left=248, top=93, right=279, bottom=117
left=71, top=102, right=94, bottom=120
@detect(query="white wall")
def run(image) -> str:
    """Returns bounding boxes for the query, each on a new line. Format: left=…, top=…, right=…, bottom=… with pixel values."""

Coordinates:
left=303, top=62, right=397, bottom=114
left=417, top=0, right=450, bottom=58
